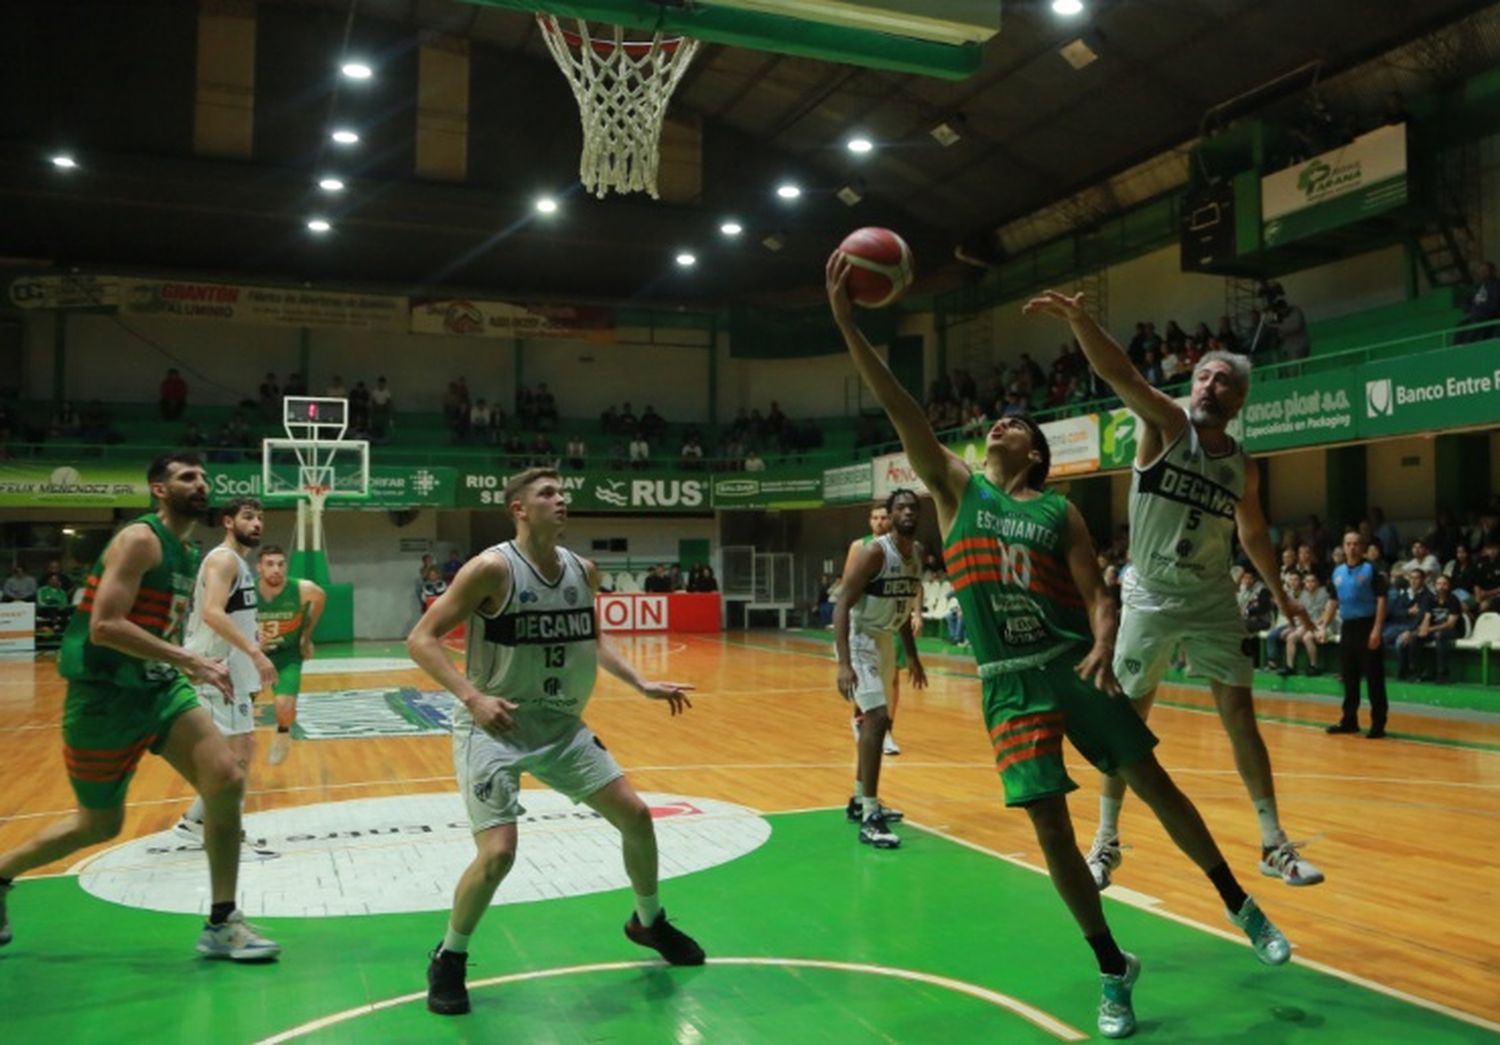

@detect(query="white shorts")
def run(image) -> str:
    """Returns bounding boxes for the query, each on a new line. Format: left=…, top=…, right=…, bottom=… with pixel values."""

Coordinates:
left=454, top=713, right=624, bottom=832
left=1114, top=600, right=1254, bottom=699
left=196, top=686, right=256, bottom=737
left=848, top=629, right=895, bottom=713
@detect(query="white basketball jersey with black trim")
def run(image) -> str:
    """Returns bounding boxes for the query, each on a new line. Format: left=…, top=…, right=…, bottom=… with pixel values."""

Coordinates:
left=461, top=541, right=598, bottom=720
left=1124, top=411, right=1245, bottom=610
left=850, top=534, right=922, bottom=634
left=184, top=545, right=261, bottom=694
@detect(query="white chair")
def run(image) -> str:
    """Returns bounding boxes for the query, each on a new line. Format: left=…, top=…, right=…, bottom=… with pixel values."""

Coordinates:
left=1455, top=612, right=1500, bottom=684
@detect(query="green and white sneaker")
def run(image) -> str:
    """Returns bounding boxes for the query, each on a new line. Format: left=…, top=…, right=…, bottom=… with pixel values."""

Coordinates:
left=1227, top=896, right=1291, bottom=965
left=1098, top=952, right=1140, bottom=1039
left=196, top=910, right=281, bottom=962
left=0, top=880, right=12, bottom=946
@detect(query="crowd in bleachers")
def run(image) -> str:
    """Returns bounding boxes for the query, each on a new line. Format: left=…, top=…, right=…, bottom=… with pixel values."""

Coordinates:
left=416, top=550, right=716, bottom=605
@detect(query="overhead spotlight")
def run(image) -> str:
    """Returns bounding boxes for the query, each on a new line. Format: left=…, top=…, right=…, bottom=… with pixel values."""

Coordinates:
left=50, top=154, right=78, bottom=169
left=761, top=232, right=786, bottom=252
left=776, top=183, right=801, bottom=200
left=1051, top=0, right=1085, bottom=14
left=341, top=61, right=373, bottom=80
left=846, top=136, right=874, bottom=154
left=318, top=176, right=345, bottom=192
left=330, top=129, right=359, bottom=145
left=675, top=252, right=697, bottom=267
left=720, top=220, right=743, bottom=237
left=534, top=196, right=559, bottom=215
left=62, top=527, right=77, bottom=536
left=836, top=183, right=865, bottom=207
left=306, top=218, right=332, bottom=233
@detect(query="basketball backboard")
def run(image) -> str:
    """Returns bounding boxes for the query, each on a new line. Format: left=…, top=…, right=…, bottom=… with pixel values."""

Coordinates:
left=466, top=0, right=999, bottom=79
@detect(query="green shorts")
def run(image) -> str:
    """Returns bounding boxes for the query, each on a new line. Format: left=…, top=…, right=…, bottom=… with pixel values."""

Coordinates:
left=63, top=675, right=201, bottom=809
left=269, top=654, right=303, bottom=697
left=983, top=652, right=1158, bottom=807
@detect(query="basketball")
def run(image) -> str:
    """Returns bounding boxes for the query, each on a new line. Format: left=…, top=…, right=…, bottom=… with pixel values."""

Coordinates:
left=838, top=227, right=914, bottom=308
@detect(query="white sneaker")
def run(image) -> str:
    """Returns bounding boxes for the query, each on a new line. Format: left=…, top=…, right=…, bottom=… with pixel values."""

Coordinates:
left=1227, top=895, right=1291, bottom=965
left=858, top=812, right=901, bottom=849
left=1086, top=836, right=1122, bottom=890
left=174, top=816, right=204, bottom=841
left=882, top=733, right=901, bottom=755
left=267, top=731, right=292, bottom=767
left=1258, top=840, right=1324, bottom=886
left=1098, top=952, right=1140, bottom=1039
left=196, top=910, right=281, bottom=961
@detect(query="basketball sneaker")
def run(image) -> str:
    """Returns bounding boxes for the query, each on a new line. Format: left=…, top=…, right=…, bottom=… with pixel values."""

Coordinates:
left=845, top=798, right=904, bottom=823
left=859, top=812, right=900, bottom=849
left=1086, top=836, right=1122, bottom=890
left=268, top=731, right=292, bottom=766
left=882, top=733, right=901, bottom=755
left=196, top=910, right=280, bottom=961
left=1227, top=896, right=1291, bottom=965
left=427, top=946, right=471, bottom=1015
left=174, top=815, right=204, bottom=841
left=1259, top=841, right=1324, bottom=886
left=0, top=880, right=11, bottom=946
left=1098, top=952, right=1141, bottom=1039
left=625, top=909, right=706, bottom=966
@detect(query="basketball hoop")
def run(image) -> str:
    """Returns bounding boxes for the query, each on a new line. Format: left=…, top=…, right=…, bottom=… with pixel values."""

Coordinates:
left=537, top=14, right=700, bottom=199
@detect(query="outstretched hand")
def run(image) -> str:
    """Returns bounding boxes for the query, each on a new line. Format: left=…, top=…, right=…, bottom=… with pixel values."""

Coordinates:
left=825, top=251, right=855, bottom=325
left=642, top=681, right=695, bottom=715
left=1075, top=642, right=1121, bottom=696
left=1021, top=289, right=1087, bottom=323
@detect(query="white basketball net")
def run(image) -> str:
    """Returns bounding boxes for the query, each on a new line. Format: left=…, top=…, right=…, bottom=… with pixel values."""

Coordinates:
left=537, top=15, right=700, bottom=199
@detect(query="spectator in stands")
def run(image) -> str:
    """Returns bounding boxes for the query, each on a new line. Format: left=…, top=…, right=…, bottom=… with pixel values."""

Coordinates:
left=668, top=564, right=685, bottom=591
left=80, top=400, right=118, bottom=444
left=618, top=402, right=639, bottom=435
left=1294, top=543, right=1322, bottom=582
left=441, top=549, right=464, bottom=584
left=744, top=449, right=766, bottom=472
left=700, top=565, right=718, bottom=592
left=284, top=372, right=308, bottom=397
left=469, top=397, right=492, bottom=439
left=1237, top=570, right=1273, bottom=633
left=418, top=553, right=433, bottom=584
left=258, top=372, right=280, bottom=418
left=1126, top=323, right=1150, bottom=367
left=1416, top=574, right=1463, bottom=682
left=1140, top=347, right=1164, bottom=386
left=566, top=435, right=587, bottom=471
left=640, top=405, right=666, bottom=443
left=1000, top=392, right=1028, bottom=418
left=1472, top=540, right=1500, bottom=614
left=1215, top=316, right=1241, bottom=353
left=600, top=404, right=619, bottom=434
left=1370, top=507, right=1400, bottom=564
left=35, top=573, right=72, bottom=642
left=325, top=374, right=348, bottom=399
left=680, top=433, right=704, bottom=470
left=1271, top=299, right=1309, bottom=360
left=1301, top=514, right=1329, bottom=561
left=946, top=600, right=966, bottom=647
left=44, top=559, right=75, bottom=597
left=421, top=566, right=447, bottom=602
left=815, top=572, right=836, bottom=626
left=1158, top=342, right=1185, bottom=385
left=960, top=400, right=987, bottom=436
left=514, top=385, right=536, bottom=429
left=643, top=566, right=671, bottom=593
left=159, top=368, right=188, bottom=421
left=349, top=380, right=371, bottom=426
left=182, top=422, right=205, bottom=448
left=628, top=432, right=650, bottom=470
left=1456, top=261, right=1500, bottom=343
left=50, top=400, right=80, bottom=439
left=1323, top=529, right=1389, bottom=737
left=3, top=564, right=37, bottom=602
left=1426, top=510, right=1463, bottom=563
left=1446, top=542, right=1478, bottom=605
left=1279, top=573, right=1330, bottom=676
left=1401, top=540, right=1441, bottom=580
left=1385, top=568, right=1435, bottom=679
left=1018, top=353, right=1045, bottom=391
left=528, top=433, right=557, bottom=467
left=370, top=376, right=394, bottom=436
left=535, top=383, right=558, bottom=430
left=766, top=401, right=789, bottom=439
left=442, top=382, right=463, bottom=430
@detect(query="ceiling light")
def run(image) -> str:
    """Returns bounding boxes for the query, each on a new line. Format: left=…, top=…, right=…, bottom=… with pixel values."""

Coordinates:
left=331, top=129, right=359, bottom=145
left=720, top=220, right=743, bottom=236
left=930, top=121, right=962, bottom=147
left=535, top=196, right=559, bottom=215
left=776, top=183, right=801, bottom=200
left=62, top=527, right=77, bottom=536
left=341, top=61, right=373, bottom=80
left=847, top=136, right=874, bottom=154
left=50, top=154, right=78, bottom=169
left=306, top=218, right=332, bottom=233
left=318, top=176, right=345, bottom=192
left=1052, top=0, right=1084, bottom=14
left=675, top=252, right=697, bottom=267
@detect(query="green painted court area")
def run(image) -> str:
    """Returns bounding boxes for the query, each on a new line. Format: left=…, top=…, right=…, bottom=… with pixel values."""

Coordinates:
left=0, top=811, right=1480, bottom=1043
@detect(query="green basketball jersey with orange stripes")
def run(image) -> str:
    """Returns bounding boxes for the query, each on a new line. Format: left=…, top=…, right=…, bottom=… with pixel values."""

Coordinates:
left=942, top=472, right=1090, bottom=666
left=59, top=513, right=199, bottom=690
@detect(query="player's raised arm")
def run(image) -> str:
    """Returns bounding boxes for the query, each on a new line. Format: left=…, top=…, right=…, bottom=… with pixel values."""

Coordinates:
left=1022, top=290, right=1185, bottom=449
left=1062, top=503, right=1120, bottom=695
left=584, top=560, right=693, bottom=714
left=407, top=552, right=517, bottom=732
left=827, top=252, right=969, bottom=511
left=834, top=543, right=884, bottom=700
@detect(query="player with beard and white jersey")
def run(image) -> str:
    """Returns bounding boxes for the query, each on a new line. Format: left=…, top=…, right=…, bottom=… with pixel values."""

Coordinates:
left=406, top=467, right=706, bottom=1019
left=175, top=497, right=279, bottom=858
left=1025, top=290, right=1323, bottom=890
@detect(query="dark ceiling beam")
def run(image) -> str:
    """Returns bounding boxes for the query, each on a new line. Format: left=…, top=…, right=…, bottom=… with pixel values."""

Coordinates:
left=707, top=52, right=784, bottom=121
left=762, top=65, right=866, bottom=144
left=673, top=42, right=724, bottom=99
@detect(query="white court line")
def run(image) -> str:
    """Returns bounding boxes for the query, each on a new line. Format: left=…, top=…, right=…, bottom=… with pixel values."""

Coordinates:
left=251, top=957, right=1087, bottom=1044
left=904, top=818, right=1500, bottom=1035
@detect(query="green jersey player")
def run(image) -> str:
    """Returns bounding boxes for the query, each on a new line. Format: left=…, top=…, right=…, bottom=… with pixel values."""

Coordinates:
left=254, top=545, right=325, bottom=767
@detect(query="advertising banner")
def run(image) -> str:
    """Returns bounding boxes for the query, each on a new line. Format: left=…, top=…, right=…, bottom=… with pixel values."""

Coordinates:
left=0, top=461, right=150, bottom=508
left=1099, top=407, right=1139, bottom=470
left=711, top=464, right=823, bottom=509
left=457, top=469, right=710, bottom=513
left=1043, top=413, right=1101, bottom=477
left=1262, top=124, right=1408, bottom=247
left=822, top=462, right=873, bottom=504
left=596, top=593, right=720, bottom=633
left=1359, top=349, right=1500, bottom=439
left=213, top=463, right=456, bottom=509
left=120, top=280, right=409, bottom=332
left=1241, top=371, right=1358, bottom=451
left=411, top=299, right=617, bottom=342
left=0, top=602, right=36, bottom=654
left=8, top=274, right=120, bottom=310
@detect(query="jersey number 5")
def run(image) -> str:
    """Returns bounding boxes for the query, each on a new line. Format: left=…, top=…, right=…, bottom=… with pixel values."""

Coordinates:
left=1185, top=508, right=1202, bottom=531
left=544, top=645, right=566, bottom=668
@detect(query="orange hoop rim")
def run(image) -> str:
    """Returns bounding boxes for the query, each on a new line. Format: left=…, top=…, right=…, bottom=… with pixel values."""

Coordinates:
left=540, top=14, right=687, bottom=57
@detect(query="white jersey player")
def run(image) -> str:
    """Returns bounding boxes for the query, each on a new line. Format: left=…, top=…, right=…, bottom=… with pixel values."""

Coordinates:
left=1024, top=290, right=1322, bottom=888
left=406, top=467, right=706, bottom=1019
